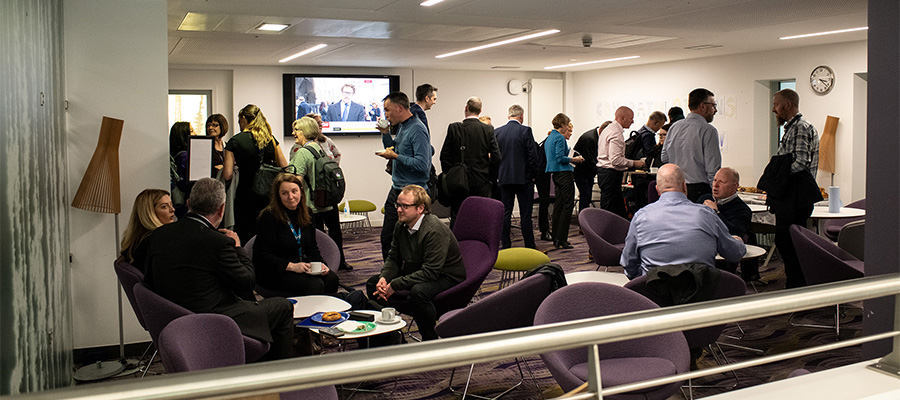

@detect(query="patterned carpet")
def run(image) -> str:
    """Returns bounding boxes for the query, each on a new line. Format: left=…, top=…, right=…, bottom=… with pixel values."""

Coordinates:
left=332, top=218, right=864, bottom=400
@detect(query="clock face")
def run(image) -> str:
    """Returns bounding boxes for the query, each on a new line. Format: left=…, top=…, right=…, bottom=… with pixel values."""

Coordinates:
left=810, top=65, right=835, bottom=94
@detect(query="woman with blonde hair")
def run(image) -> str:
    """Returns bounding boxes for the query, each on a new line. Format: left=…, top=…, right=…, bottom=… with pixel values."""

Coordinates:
left=254, top=173, right=338, bottom=295
left=289, top=116, right=350, bottom=270
left=223, top=104, right=288, bottom=242
left=120, top=189, right=176, bottom=271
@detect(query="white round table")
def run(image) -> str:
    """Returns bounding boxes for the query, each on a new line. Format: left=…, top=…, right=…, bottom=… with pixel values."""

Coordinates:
left=309, top=310, right=408, bottom=340
left=810, top=206, right=866, bottom=219
left=288, top=295, right=351, bottom=319
left=339, top=213, right=366, bottom=224
left=717, top=244, right=767, bottom=261
left=565, top=271, right=629, bottom=286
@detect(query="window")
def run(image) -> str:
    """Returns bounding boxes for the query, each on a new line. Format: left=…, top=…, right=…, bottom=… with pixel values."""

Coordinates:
left=168, top=90, right=212, bottom=134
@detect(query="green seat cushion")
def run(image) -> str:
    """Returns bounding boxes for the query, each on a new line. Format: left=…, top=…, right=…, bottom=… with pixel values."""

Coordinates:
left=493, top=248, right=551, bottom=271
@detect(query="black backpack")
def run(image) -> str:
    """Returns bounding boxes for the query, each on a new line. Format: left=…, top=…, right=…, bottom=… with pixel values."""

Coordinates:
left=302, top=146, right=346, bottom=208
left=623, top=130, right=644, bottom=160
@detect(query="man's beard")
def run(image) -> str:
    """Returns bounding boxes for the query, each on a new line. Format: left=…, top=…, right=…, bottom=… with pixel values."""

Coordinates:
left=776, top=115, right=786, bottom=126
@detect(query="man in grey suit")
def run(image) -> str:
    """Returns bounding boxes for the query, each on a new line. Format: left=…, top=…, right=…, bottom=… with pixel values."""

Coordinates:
left=325, top=83, right=366, bottom=122
left=495, top=104, right=539, bottom=248
left=439, top=96, right=501, bottom=228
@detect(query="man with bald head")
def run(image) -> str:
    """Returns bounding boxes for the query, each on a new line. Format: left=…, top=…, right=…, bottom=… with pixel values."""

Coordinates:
left=597, top=106, right=645, bottom=218
left=661, top=88, right=722, bottom=201
left=621, top=164, right=745, bottom=279
left=699, top=167, right=757, bottom=281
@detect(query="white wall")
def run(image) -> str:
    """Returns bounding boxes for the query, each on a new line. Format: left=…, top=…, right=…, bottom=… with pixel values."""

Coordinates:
left=569, top=40, right=868, bottom=203
left=66, top=0, right=168, bottom=348
left=168, top=66, right=563, bottom=225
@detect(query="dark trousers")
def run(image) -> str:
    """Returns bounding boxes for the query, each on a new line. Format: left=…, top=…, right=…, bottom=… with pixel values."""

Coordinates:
left=380, top=188, right=402, bottom=260
left=500, top=183, right=536, bottom=248
left=535, top=171, right=552, bottom=235
left=257, top=298, right=295, bottom=361
left=313, top=207, right=345, bottom=266
left=686, top=183, right=712, bottom=203
left=574, top=170, right=597, bottom=212
left=597, top=168, right=627, bottom=218
left=775, top=204, right=814, bottom=288
left=366, top=274, right=458, bottom=340
left=551, top=171, right=575, bottom=244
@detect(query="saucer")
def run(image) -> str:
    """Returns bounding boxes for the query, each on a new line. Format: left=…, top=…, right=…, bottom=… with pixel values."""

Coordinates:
left=375, top=315, right=403, bottom=325
left=307, top=270, right=323, bottom=275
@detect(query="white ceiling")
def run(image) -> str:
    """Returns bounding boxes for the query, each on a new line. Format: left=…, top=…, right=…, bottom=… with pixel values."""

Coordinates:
left=167, top=0, right=868, bottom=71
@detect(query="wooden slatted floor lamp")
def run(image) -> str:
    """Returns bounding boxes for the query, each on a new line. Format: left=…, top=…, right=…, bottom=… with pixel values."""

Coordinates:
left=71, top=116, right=133, bottom=381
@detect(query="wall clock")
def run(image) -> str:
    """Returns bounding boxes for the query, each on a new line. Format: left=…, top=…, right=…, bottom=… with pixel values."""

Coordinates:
left=810, top=65, right=835, bottom=95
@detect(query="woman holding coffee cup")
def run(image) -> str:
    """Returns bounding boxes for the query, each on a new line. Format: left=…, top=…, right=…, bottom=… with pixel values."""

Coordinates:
left=253, top=173, right=339, bottom=295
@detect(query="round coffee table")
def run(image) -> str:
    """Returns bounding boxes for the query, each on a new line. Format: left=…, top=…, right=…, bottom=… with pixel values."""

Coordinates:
left=565, top=270, right=629, bottom=286
left=288, top=295, right=351, bottom=319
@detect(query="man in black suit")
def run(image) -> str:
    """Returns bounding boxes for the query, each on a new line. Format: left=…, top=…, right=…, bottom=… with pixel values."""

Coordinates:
left=295, top=96, right=312, bottom=120
left=325, top=83, right=366, bottom=122
left=573, top=121, right=610, bottom=213
left=144, top=178, right=294, bottom=360
left=439, top=96, right=501, bottom=228
left=495, top=104, right=539, bottom=248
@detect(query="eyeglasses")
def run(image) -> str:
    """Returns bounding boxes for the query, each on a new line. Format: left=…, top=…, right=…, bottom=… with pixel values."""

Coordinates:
left=704, top=101, right=718, bottom=108
left=342, top=91, right=354, bottom=95
left=395, top=202, right=417, bottom=210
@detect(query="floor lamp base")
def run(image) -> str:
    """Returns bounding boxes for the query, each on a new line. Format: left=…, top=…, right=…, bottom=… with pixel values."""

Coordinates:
left=113, top=358, right=145, bottom=377
left=73, top=360, right=125, bottom=381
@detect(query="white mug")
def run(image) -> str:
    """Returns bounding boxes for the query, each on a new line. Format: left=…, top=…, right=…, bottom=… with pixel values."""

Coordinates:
left=309, top=262, right=323, bottom=274
left=376, top=119, right=390, bottom=129
left=381, top=307, right=396, bottom=321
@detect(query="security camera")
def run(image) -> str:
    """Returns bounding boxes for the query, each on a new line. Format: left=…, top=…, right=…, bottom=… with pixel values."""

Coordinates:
left=582, top=35, right=592, bottom=48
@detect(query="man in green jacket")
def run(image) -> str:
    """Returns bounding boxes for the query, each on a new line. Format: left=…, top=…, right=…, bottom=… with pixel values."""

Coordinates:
left=367, top=184, right=466, bottom=340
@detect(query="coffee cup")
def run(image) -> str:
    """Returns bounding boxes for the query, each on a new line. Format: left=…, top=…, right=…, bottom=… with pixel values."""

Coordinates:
left=376, top=119, right=390, bottom=129
left=309, top=262, right=323, bottom=274
left=381, top=307, right=396, bottom=321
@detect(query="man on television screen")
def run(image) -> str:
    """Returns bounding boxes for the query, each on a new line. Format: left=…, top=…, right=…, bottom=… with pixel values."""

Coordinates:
left=325, top=83, right=366, bottom=122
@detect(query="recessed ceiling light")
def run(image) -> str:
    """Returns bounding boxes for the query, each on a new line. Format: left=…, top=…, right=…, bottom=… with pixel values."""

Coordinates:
left=420, top=0, right=445, bottom=6
left=780, top=26, right=867, bottom=40
left=436, top=29, right=560, bottom=59
left=257, top=23, right=290, bottom=32
left=544, top=55, right=640, bottom=70
left=279, top=44, right=328, bottom=63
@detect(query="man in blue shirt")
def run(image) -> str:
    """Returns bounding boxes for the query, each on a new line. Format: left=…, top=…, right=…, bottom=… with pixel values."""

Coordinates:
left=661, top=88, right=722, bottom=202
left=376, top=92, right=432, bottom=259
left=621, top=164, right=746, bottom=279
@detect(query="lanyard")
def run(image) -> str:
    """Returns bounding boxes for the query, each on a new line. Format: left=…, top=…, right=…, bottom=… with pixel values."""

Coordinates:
left=286, top=215, right=303, bottom=259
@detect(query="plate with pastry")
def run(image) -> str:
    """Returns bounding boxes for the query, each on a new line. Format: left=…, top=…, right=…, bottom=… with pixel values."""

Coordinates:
left=311, top=311, right=349, bottom=324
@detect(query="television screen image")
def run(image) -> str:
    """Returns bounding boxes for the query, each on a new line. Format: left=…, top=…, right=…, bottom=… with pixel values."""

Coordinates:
left=283, top=74, right=400, bottom=136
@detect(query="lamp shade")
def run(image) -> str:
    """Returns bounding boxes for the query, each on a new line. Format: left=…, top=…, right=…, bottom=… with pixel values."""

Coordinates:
left=71, top=116, right=123, bottom=214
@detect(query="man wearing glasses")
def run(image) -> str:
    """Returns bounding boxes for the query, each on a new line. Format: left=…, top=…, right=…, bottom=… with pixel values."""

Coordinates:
left=367, top=185, right=465, bottom=340
left=325, top=83, right=366, bottom=122
left=661, top=88, right=722, bottom=202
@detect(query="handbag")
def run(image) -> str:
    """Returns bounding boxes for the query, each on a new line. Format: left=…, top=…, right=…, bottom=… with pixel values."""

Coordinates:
left=438, top=122, right=469, bottom=201
left=251, top=142, right=295, bottom=197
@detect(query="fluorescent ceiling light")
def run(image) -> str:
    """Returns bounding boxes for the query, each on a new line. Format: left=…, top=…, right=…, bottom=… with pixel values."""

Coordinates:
left=780, top=26, right=867, bottom=40
left=256, top=23, right=290, bottom=32
left=279, top=44, right=328, bottom=63
left=420, top=0, right=445, bottom=6
left=544, top=55, right=640, bottom=70
left=436, top=29, right=560, bottom=58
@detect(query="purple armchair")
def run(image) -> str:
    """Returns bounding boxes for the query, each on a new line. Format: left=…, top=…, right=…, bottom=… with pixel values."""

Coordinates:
left=534, top=282, right=689, bottom=399
left=113, top=259, right=156, bottom=376
left=823, top=198, right=865, bottom=241
left=133, top=283, right=270, bottom=363
left=435, top=274, right=554, bottom=398
left=390, top=196, right=504, bottom=333
left=159, top=314, right=338, bottom=399
left=647, top=180, right=659, bottom=204
left=578, top=208, right=630, bottom=270
left=790, top=225, right=864, bottom=336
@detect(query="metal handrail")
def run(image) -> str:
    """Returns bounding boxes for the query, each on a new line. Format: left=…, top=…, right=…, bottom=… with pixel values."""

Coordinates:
left=10, top=273, right=900, bottom=400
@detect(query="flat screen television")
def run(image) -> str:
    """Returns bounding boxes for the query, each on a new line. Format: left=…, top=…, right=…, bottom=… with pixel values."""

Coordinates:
left=283, top=73, right=400, bottom=136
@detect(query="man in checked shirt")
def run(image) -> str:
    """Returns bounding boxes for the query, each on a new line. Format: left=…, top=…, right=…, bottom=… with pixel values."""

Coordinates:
left=772, top=88, right=820, bottom=288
